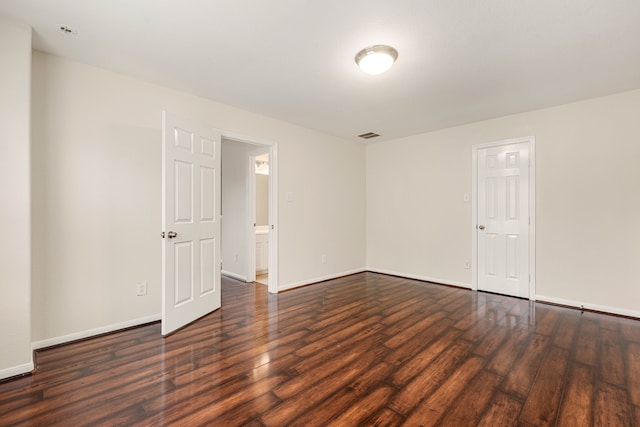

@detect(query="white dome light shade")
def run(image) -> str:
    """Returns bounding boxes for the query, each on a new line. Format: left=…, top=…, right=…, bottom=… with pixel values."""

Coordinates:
left=355, top=45, right=398, bottom=75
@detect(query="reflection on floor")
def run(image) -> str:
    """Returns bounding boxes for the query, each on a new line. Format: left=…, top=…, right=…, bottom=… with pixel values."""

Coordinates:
left=256, top=273, right=268, bottom=286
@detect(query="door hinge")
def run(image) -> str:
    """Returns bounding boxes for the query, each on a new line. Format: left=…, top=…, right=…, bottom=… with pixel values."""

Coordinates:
left=160, top=231, right=165, bottom=238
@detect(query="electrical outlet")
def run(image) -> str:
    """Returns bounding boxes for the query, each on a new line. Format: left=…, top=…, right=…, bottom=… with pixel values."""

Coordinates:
left=464, top=260, right=470, bottom=269
left=136, top=281, right=147, bottom=296
left=233, top=253, right=239, bottom=262
left=321, top=254, right=327, bottom=264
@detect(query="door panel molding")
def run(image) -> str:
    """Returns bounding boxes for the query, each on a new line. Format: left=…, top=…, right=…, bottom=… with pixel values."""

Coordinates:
left=472, top=136, right=536, bottom=300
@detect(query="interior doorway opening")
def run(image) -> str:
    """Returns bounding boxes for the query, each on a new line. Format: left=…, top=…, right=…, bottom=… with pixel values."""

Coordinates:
left=253, top=151, right=270, bottom=286
left=220, top=134, right=278, bottom=294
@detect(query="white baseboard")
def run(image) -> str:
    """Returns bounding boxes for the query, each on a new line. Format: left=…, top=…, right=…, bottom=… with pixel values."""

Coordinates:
left=278, top=268, right=366, bottom=292
left=536, top=295, right=640, bottom=319
left=367, top=267, right=472, bottom=289
left=31, top=313, right=161, bottom=351
left=222, top=270, right=247, bottom=282
left=0, top=361, right=34, bottom=381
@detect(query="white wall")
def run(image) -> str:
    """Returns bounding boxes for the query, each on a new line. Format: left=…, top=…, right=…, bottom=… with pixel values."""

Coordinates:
left=30, top=52, right=366, bottom=345
left=367, top=89, right=640, bottom=316
left=0, top=18, right=33, bottom=379
left=221, top=140, right=254, bottom=280
left=256, top=173, right=269, bottom=226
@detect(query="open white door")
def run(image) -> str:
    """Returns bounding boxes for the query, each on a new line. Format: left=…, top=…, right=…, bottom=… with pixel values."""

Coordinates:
left=162, top=111, right=221, bottom=335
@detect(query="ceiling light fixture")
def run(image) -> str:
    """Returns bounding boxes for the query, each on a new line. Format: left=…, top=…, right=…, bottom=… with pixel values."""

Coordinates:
left=58, top=25, right=76, bottom=35
left=355, top=45, right=398, bottom=75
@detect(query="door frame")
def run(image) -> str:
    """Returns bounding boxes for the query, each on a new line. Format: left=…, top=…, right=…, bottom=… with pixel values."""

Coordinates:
left=222, top=130, right=279, bottom=294
left=471, top=136, right=536, bottom=300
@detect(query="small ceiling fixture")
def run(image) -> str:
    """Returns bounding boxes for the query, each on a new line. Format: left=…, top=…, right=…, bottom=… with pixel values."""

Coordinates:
left=355, top=45, right=398, bottom=75
left=58, top=25, right=76, bottom=35
left=255, top=160, right=269, bottom=175
left=357, top=132, right=380, bottom=139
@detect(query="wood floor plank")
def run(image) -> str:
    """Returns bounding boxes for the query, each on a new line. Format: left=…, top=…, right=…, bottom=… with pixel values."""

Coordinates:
left=476, top=392, right=524, bottom=427
left=380, top=295, right=424, bottom=323
left=501, top=334, right=550, bottom=398
left=287, top=361, right=395, bottom=427
left=594, top=382, right=633, bottom=426
left=556, top=362, right=595, bottom=426
left=273, top=337, right=377, bottom=400
left=473, top=325, right=508, bottom=357
left=534, top=308, right=561, bottom=336
left=621, top=318, right=640, bottom=343
left=195, top=392, right=280, bottom=427
left=325, top=385, right=396, bottom=426
left=260, top=344, right=388, bottom=426
left=519, top=346, right=570, bottom=426
left=388, top=327, right=464, bottom=387
left=1, top=273, right=640, bottom=426
left=294, top=318, right=385, bottom=359
left=402, top=356, right=485, bottom=426
left=485, top=323, right=531, bottom=376
left=380, top=301, right=432, bottom=332
left=600, top=327, right=626, bottom=386
left=157, top=375, right=286, bottom=426
left=436, top=370, right=502, bottom=426
left=388, top=341, right=472, bottom=415
left=552, top=312, right=579, bottom=349
left=384, top=316, right=453, bottom=367
left=573, top=317, right=599, bottom=366
left=627, top=342, right=640, bottom=406
left=367, top=408, right=405, bottom=427
left=383, top=310, right=446, bottom=349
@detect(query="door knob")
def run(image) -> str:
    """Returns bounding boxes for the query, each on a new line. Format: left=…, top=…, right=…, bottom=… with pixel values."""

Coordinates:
left=167, top=231, right=178, bottom=238
left=478, top=225, right=485, bottom=230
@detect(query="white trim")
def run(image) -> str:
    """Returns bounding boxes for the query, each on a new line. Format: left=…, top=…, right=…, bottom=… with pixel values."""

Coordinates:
left=0, top=362, right=34, bottom=381
left=537, top=295, right=640, bottom=319
left=267, top=144, right=279, bottom=294
left=471, top=136, right=536, bottom=300
left=367, top=268, right=472, bottom=289
left=529, top=139, right=537, bottom=301
left=31, top=314, right=161, bottom=351
left=220, top=130, right=274, bottom=147
left=278, top=268, right=367, bottom=292
left=222, top=270, right=247, bottom=282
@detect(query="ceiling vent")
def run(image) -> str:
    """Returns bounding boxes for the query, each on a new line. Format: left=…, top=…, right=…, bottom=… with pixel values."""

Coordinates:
left=357, top=132, right=380, bottom=140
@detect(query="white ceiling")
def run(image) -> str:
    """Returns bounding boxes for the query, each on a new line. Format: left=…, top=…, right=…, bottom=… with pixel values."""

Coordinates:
left=2, top=0, right=640, bottom=143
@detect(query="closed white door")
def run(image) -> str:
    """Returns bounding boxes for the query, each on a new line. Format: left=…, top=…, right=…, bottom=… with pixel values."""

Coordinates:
left=162, top=111, right=221, bottom=335
left=477, top=141, right=530, bottom=298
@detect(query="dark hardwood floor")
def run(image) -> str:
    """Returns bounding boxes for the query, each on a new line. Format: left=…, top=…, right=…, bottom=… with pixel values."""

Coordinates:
left=1, top=272, right=639, bottom=426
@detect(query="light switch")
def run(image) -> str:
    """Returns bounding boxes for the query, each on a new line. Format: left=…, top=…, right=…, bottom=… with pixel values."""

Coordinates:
left=286, top=191, right=295, bottom=202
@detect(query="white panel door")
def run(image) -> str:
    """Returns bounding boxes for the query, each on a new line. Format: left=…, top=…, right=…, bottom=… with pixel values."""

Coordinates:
left=477, top=141, right=530, bottom=298
left=162, top=111, right=221, bottom=335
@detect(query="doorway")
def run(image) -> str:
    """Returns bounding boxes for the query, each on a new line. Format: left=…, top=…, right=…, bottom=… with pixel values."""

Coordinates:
left=252, top=151, right=270, bottom=286
left=472, top=137, right=536, bottom=299
left=220, top=133, right=278, bottom=294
